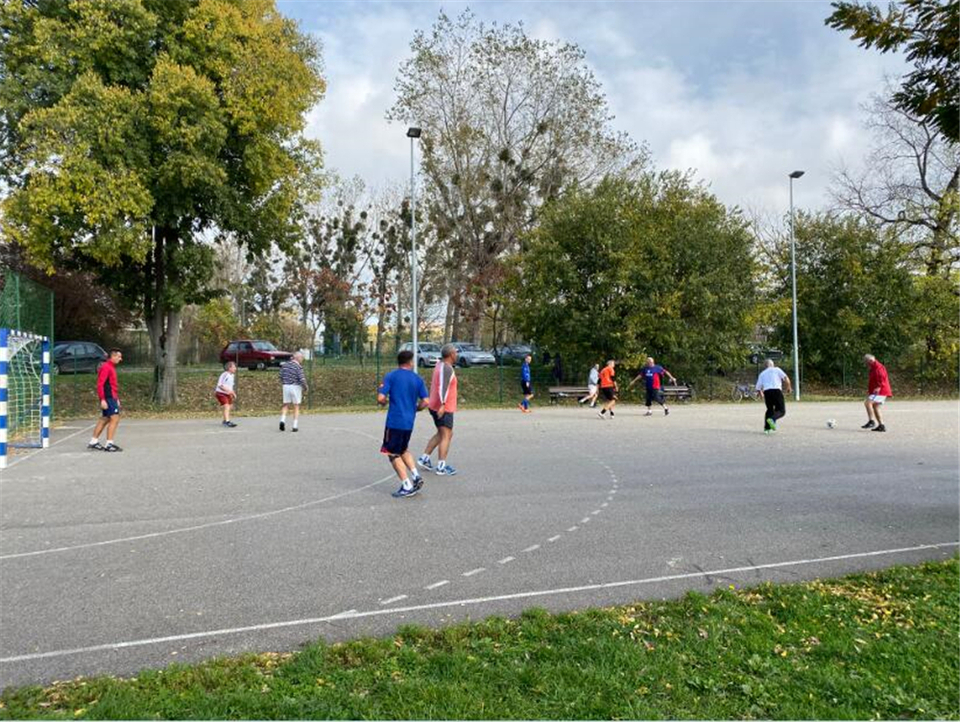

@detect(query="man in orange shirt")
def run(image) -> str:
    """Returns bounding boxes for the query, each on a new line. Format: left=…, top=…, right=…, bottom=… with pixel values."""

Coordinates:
left=597, top=359, right=618, bottom=419
left=419, top=344, right=459, bottom=476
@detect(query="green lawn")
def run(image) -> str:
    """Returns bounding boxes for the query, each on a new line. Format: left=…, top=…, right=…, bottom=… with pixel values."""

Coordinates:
left=2, top=559, right=956, bottom=720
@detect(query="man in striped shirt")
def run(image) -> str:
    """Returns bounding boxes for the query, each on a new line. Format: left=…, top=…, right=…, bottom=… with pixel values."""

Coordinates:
left=279, top=352, right=308, bottom=432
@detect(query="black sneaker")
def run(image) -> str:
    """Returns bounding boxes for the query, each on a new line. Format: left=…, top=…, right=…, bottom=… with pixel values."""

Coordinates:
left=223, top=421, right=237, bottom=428
left=87, top=442, right=104, bottom=451
left=664, top=407, right=670, bottom=416
left=861, top=420, right=876, bottom=429
left=872, top=424, right=886, bottom=432
left=103, top=443, right=123, bottom=452
left=279, top=421, right=285, bottom=432
left=292, top=427, right=298, bottom=433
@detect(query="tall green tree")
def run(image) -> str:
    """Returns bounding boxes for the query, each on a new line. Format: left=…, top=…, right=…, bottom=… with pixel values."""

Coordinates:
left=507, top=175, right=756, bottom=379
left=826, top=0, right=959, bottom=143
left=0, top=0, right=324, bottom=403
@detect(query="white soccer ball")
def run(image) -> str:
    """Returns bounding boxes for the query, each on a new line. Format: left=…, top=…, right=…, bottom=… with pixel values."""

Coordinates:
left=826, top=419, right=836, bottom=429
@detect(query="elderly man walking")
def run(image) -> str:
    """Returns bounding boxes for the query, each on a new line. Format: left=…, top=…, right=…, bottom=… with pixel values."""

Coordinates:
left=756, top=358, right=792, bottom=434
left=279, top=351, right=308, bottom=432
left=419, top=343, right=459, bottom=476
left=862, top=354, right=892, bottom=432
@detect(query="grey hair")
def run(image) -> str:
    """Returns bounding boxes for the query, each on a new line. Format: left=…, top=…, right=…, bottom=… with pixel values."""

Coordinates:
left=293, top=351, right=304, bottom=361
left=765, top=358, right=775, bottom=368
left=863, top=353, right=875, bottom=363
left=441, top=343, right=457, bottom=359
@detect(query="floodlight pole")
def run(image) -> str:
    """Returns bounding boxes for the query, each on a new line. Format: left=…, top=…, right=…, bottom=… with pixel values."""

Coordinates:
left=407, top=127, right=421, bottom=369
left=789, top=170, right=804, bottom=402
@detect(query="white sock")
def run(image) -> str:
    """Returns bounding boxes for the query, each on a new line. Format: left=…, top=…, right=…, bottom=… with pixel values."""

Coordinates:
left=411, top=468, right=422, bottom=481
left=280, top=413, right=286, bottom=422
left=89, top=437, right=99, bottom=445
left=105, top=440, right=115, bottom=447
left=401, top=477, right=413, bottom=490
left=437, top=460, right=446, bottom=470
left=293, top=419, right=298, bottom=429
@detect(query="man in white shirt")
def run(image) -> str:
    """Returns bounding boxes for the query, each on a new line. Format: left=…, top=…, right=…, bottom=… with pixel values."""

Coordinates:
left=579, top=364, right=600, bottom=407
left=755, top=359, right=793, bottom=434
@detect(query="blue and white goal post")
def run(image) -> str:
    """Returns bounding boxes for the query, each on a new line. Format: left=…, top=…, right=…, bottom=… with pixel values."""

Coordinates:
left=0, top=328, right=51, bottom=470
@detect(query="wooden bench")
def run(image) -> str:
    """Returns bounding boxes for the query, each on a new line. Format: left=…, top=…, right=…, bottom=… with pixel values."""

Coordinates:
left=548, top=385, right=591, bottom=404
left=662, top=383, right=694, bottom=402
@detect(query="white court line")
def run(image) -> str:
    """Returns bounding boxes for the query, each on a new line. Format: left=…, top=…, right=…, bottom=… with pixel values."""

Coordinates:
left=580, top=517, right=591, bottom=524
left=0, top=474, right=396, bottom=561
left=547, top=535, right=561, bottom=543
left=1, top=423, right=96, bottom=475
left=498, top=556, right=515, bottom=565
left=591, top=510, right=601, bottom=515
left=424, top=580, right=449, bottom=590
left=462, top=567, right=485, bottom=577
left=567, top=526, right=578, bottom=532
left=380, top=595, right=407, bottom=606
left=601, top=503, right=608, bottom=508
left=3, top=542, right=954, bottom=665
left=522, top=544, right=540, bottom=553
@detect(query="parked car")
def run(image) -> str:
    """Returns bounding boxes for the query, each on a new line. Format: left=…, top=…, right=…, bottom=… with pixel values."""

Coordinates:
left=220, top=340, right=293, bottom=370
left=52, top=341, right=107, bottom=374
left=450, top=342, right=496, bottom=367
left=399, top=342, right=443, bottom=367
left=748, top=347, right=784, bottom=365
left=494, top=343, right=534, bottom=364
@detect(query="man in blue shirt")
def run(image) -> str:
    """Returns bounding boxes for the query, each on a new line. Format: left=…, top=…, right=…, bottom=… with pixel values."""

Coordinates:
left=628, top=356, right=677, bottom=416
left=518, top=354, right=534, bottom=413
left=378, top=349, right=430, bottom=498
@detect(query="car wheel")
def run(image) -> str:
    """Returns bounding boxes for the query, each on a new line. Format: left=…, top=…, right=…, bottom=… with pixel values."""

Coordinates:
left=256, top=361, right=266, bottom=371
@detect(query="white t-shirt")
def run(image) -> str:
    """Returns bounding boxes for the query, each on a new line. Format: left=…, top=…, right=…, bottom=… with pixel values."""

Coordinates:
left=216, top=371, right=235, bottom=395
left=756, top=367, right=787, bottom=392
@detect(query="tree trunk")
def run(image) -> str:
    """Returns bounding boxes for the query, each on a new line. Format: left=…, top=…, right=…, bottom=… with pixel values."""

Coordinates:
left=144, top=227, right=182, bottom=406
left=443, top=293, right=454, bottom=341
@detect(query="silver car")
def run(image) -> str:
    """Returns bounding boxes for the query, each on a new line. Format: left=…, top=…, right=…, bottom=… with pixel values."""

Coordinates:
left=451, top=342, right=496, bottom=367
left=399, top=342, right=443, bottom=367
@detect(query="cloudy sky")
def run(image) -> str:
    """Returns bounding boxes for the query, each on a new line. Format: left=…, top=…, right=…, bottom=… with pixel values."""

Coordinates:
left=276, top=0, right=908, bottom=216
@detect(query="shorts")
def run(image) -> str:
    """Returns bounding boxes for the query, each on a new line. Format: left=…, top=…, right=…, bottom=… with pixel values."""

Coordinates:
left=645, top=387, right=664, bottom=406
left=521, top=381, right=532, bottom=396
left=587, top=384, right=598, bottom=396
left=381, top=427, right=413, bottom=456
left=282, top=384, right=303, bottom=405
left=430, top=409, right=454, bottom=429
left=868, top=394, right=887, bottom=404
left=600, top=386, right=615, bottom=401
left=215, top=392, right=232, bottom=406
left=101, top=399, right=120, bottom=417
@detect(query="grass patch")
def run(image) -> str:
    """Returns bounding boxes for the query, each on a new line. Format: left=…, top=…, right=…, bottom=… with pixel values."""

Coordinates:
left=2, top=559, right=957, bottom=719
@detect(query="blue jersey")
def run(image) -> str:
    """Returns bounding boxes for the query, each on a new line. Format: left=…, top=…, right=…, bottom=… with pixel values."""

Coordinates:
left=642, top=365, right=664, bottom=390
left=379, top=368, right=428, bottom=431
left=521, top=362, right=531, bottom=383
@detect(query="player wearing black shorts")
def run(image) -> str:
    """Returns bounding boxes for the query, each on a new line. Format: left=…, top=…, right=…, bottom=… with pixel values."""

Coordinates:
left=597, top=359, right=617, bottom=419
left=377, top=350, right=429, bottom=498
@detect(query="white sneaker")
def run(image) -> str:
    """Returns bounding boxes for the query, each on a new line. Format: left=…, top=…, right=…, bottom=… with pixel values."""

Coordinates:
left=418, top=455, right=433, bottom=470
left=644, top=410, right=653, bottom=416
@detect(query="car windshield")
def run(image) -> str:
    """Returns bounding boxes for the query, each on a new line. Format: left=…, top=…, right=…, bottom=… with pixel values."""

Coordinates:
left=419, top=343, right=440, bottom=352
left=459, top=344, right=481, bottom=351
left=252, top=341, right=278, bottom=351
left=513, top=345, right=532, bottom=352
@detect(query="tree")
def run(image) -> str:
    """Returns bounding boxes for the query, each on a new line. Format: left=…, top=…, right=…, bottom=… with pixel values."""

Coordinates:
left=0, top=0, right=324, bottom=403
left=388, top=10, right=645, bottom=342
left=833, top=92, right=959, bottom=278
left=507, top=175, right=757, bottom=379
left=826, top=0, right=959, bottom=143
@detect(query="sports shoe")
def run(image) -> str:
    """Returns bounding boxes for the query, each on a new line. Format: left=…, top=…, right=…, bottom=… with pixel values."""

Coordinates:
left=292, top=427, right=298, bottom=433
left=609, top=411, right=615, bottom=418
left=436, top=464, right=457, bottom=476
left=418, top=455, right=434, bottom=470
left=764, top=429, right=771, bottom=435
left=279, top=421, right=286, bottom=432
left=517, top=403, right=525, bottom=412
left=872, top=424, right=886, bottom=432
left=644, top=410, right=653, bottom=417
left=222, top=421, right=237, bottom=428
left=766, top=418, right=777, bottom=432
left=597, top=411, right=606, bottom=419
left=861, top=420, right=875, bottom=429
left=103, top=443, right=123, bottom=452
left=391, top=485, right=419, bottom=499
left=412, top=475, right=424, bottom=491
left=664, top=408, right=670, bottom=416
left=87, top=442, right=104, bottom=451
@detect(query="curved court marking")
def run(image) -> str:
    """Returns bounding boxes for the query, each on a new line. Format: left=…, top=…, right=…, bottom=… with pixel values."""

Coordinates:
left=1, top=542, right=954, bottom=665
left=0, top=473, right=395, bottom=561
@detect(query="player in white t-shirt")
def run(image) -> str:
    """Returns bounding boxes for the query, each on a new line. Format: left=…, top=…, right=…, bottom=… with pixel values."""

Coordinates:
left=755, top=359, right=792, bottom=434
left=215, top=361, right=238, bottom=427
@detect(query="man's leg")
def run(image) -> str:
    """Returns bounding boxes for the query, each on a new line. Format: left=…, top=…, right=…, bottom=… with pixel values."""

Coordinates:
left=423, top=430, right=441, bottom=457
left=763, top=390, right=777, bottom=431
left=774, top=391, right=786, bottom=421
left=437, top=427, right=453, bottom=462
left=280, top=403, right=288, bottom=430
left=89, top=416, right=108, bottom=447
left=105, top=414, right=120, bottom=443
left=292, top=403, right=300, bottom=430
left=864, top=398, right=876, bottom=422
left=389, top=454, right=407, bottom=482
left=873, top=401, right=884, bottom=425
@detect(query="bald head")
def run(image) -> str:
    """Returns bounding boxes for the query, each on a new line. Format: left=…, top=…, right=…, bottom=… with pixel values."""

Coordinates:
left=765, top=358, right=775, bottom=368
left=863, top=354, right=875, bottom=365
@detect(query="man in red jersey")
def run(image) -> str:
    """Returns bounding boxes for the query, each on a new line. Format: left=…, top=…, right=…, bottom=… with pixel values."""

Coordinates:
left=88, top=348, right=124, bottom=451
left=862, top=354, right=892, bottom=433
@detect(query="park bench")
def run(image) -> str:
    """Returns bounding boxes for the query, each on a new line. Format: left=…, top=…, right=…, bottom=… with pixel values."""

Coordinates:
left=548, top=385, right=591, bottom=404
left=661, top=383, right=694, bottom=402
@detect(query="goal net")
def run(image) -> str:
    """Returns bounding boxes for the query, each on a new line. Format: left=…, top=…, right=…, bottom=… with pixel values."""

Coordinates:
left=0, top=329, right=51, bottom=469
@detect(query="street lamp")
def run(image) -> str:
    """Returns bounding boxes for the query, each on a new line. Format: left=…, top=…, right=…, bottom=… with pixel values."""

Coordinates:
left=407, top=126, right=421, bottom=369
left=788, top=170, right=804, bottom=401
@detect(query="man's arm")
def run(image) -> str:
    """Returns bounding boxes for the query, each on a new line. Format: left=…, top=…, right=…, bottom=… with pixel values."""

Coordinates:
left=663, top=368, right=677, bottom=384
left=417, top=398, right=429, bottom=411
left=782, top=377, right=792, bottom=394
left=627, top=372, right=643, bottom=389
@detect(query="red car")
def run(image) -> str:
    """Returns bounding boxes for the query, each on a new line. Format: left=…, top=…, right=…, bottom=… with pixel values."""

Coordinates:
left=220, top=340, right=293, bottom=370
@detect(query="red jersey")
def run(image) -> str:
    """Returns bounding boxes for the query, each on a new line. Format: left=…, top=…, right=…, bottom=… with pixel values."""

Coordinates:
left=868, top=361, right=892, bottom=396
left=599, top=366, right=616, bottom=388
left=97, top=361, right=119, bottom=402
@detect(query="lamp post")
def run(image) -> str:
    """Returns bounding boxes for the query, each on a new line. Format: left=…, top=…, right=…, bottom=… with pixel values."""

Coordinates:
left=789, top=169, right=804, bottom=401
left=407, top=126, right=421, bottom=369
